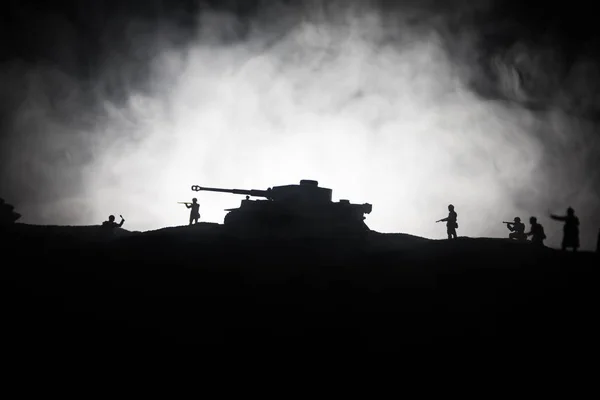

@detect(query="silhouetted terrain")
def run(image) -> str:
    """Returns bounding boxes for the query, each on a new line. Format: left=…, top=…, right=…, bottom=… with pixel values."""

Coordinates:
left=4, top=223, right=597, bottom=361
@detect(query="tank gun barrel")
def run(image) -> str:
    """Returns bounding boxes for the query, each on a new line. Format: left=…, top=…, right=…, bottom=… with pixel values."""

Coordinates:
left=191, top=185, right=271, bottom=199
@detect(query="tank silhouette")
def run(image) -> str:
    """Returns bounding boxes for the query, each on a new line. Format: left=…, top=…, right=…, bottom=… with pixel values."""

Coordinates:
left=191, top=180, right=372, bottom=238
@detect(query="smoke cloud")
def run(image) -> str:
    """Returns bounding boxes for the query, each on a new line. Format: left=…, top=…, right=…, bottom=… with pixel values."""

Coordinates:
left=1, top=1, right=599, bottom=249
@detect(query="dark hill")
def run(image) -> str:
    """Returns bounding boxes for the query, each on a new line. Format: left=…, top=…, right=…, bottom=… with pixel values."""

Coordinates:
left=3, top=223, right=598, bottom=360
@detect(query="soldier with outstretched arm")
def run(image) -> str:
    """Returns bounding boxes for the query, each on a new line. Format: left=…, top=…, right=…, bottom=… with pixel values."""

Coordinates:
left=436, top=204, right=458, bottom=239
left=549, top=207, right=579, bottom=252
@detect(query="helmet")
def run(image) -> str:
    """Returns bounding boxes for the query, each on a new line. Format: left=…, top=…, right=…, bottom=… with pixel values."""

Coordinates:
left=448, top=204, right=454, bottom=210
left=109, top=215, right=115, bottom=221
left=192, top=198, right=197, bottom=202
left=514, top=217, right=521, bottom=222
left=567, top=207, right=574, bottom=215
left=530, top=216, right=537, bottom=223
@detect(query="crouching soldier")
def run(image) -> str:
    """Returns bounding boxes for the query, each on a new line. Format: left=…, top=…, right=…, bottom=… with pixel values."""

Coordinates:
left=505, top=217, right=527, bottom=241
left=526, top=216, right=546, bottom=246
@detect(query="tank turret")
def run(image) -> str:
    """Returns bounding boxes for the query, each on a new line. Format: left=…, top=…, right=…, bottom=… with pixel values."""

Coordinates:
left=191, top=180, right=372, bottom=238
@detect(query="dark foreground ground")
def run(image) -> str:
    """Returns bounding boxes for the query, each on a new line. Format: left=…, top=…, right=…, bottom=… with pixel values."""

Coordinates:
left=3, top=222, right=598, bottom=364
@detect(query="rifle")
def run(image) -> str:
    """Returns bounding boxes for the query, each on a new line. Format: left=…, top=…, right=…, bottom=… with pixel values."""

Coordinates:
left=502, top=221, right=514, bottom=224
left=178, top=202, right=192, bottom=205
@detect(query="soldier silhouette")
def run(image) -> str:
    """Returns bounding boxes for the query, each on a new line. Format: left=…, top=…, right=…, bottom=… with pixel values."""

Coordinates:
left=102, top=214, right=125, bottom=229
left=550, top=207, right=579, bottom=252
left=506, top=217, right=526, bottom=241
left=436, top=204, right=458, bottom=239
left=525, top=216, right=546, bottom=246
left=186, top=198, right=200, bottom=225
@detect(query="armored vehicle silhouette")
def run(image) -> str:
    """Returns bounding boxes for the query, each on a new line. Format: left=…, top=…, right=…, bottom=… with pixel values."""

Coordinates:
left=191, top=180, right=372, bottom=238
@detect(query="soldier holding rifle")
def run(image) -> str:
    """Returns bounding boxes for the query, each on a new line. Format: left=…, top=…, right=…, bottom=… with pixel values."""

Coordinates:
left=179, top=198, right=200, bottom=225
left=436, top=204, right=458, bottom=239
left=503, top=217, right=527, bottom=241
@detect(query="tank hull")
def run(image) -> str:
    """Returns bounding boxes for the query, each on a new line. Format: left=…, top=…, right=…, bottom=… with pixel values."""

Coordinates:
left=222, top=200, right=370, bottom=239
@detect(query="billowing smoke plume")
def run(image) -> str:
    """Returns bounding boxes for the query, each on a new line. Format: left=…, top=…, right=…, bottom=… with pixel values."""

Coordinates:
left=1, top=0, right=599, bottom=249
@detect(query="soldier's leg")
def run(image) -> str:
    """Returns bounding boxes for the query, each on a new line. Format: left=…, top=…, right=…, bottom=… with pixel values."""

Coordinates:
left=448, top=227, right=456, bottom=239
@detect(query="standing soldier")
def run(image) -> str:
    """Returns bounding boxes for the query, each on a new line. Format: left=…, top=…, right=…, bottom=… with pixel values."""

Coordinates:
left=550, top=207, right=579, bottom=252
left=185, top=198, right=200, bottom=225
left=525, top=216, right=546, bottom=246
left=436, top=204, right=458, bottom=239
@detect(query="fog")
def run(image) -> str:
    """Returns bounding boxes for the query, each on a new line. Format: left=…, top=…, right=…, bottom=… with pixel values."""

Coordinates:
left=1, top=1, right=599, bottom=250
